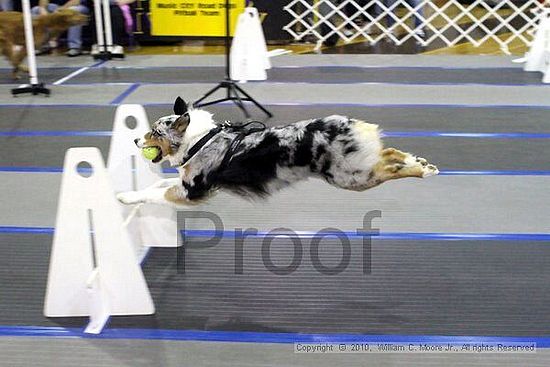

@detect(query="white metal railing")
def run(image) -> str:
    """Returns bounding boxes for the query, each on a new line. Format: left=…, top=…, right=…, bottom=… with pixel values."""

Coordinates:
left=283, top=0, right=548, bottom=53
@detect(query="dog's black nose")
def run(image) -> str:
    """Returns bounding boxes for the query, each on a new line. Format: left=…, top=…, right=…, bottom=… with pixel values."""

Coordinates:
left=134, top=138, right=139, bottom=146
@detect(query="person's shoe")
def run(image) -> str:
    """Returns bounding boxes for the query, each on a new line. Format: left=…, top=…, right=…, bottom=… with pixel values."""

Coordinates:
left=35, top=46, right=52, bottom=56
left=414, top=29, right=425, bottom=38
left=66, top=48, right=82, bottom=57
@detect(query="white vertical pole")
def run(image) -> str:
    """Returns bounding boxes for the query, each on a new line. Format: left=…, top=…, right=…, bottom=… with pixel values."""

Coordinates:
left=94, top=0, right=106, bottom=52
left=102, top=0, right=114, bottom=52
left=21, top=0, right=39, bottom=85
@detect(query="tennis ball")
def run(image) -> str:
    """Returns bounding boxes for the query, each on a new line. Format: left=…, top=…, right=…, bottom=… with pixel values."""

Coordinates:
left=142, top=146, right=160, bottom=160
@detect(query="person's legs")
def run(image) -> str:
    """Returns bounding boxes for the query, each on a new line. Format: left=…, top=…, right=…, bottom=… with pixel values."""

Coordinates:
left=66, top=4, right=89, bottom=52
left=32, top=4, right=59, bottom=54
left=411, top=0, right=424, bottom=29
left=32, top=3, right=58, bottom=16
left=385, top=0, right=397, bottom=29
left=386, top=0, right=425, bottom=36
left=109, top=5, right=127, bottom=46
left=47, top=3, right=59, bottom=13
left=31, top=5, right=42, bottom=16
left=0, top=0, right=13, bottom=11
left=317, top=0, right=339, bottom=46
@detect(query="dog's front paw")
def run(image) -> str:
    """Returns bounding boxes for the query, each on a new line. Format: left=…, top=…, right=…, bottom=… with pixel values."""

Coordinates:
left=422, top=164, right=439, bottom=177
left=116, top=191, right=145, bottom=205
left=416, top=156, right=428, bottom=166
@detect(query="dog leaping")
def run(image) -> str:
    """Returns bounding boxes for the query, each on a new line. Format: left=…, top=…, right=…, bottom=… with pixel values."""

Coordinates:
left=117, top=97, right=438, bottom=208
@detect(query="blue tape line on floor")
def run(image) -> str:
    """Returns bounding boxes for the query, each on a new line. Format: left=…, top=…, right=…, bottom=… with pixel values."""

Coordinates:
left=382, top=132, right=550, bottom=139
left=0, top=166, right=549, bottom=176
left=0, top=226, right=54, bottom=234
left=0, top=65, right=526, bottom=71
left=0, top=167, right=64, bottom=173
left=2, top=131, right=550, bottom=138
left=1, top=226, right=549, bottom=241
left=2, top=102, right=550, bottom=109
left=0, top=325, right=549, bottom=347
left=0, top=131, right=112, bottom=137
left=51, top=80, right=549, bottom=87
left=109, top=83, right=141, bottom=105
left=438, top=170, right=550, bottom=176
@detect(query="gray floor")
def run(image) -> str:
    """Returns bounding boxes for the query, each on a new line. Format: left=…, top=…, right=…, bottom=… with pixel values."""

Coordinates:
left=3, top=83, right=550, bottom=106
left=3, top=66, right=544, bottom=85
left=0, top=54, right=526, bottom=69
left=4, top=231, right=549, bottom=336
left=0, top=55, right=549, bottom=366
left=3, top=105, right=550, bottom=132
left=0, top=67, right=76, bottom=85
left=125, top=83, right=550, bottom=107
left=2, top=175, right=549, bottom=234
left=3, top=135, right=549, bottom=170
left=2, top=337, right=549, bottom=367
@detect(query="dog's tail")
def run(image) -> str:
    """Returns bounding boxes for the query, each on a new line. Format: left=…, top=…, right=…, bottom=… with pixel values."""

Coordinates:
left=351, top=118, right=381, bottom=141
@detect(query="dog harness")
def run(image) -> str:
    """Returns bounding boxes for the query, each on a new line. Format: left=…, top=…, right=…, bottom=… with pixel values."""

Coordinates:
left=179, top=120, right=266, bottom=168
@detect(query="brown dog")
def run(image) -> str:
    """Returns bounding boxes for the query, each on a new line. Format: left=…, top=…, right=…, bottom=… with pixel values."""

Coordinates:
left=0, top=9, right=87, bottom=79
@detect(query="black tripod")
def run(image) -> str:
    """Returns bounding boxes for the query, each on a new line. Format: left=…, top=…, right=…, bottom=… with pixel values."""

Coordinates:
left=193, top=0, right=272, bottom=119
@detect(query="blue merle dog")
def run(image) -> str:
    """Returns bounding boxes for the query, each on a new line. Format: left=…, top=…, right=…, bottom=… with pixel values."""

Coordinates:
left=117, top=97, right=438, bottom=208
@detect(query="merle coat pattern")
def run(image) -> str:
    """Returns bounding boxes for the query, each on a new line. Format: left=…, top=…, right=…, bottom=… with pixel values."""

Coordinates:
left=117, top=97, right=438, bottom=208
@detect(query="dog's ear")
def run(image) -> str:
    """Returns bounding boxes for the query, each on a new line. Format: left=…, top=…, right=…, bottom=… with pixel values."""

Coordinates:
left=173, top=97, right=188, bottom=116
left=172, top=114, right=190, bottom=134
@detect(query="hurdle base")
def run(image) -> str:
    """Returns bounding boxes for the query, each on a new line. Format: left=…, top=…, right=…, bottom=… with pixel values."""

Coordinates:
left=92, top=44, right=125, bottom=60
left=84, top=268, right=111, bottom=334
left=11, top=83, right=50, bottom=96
left=92, top=51, right=125, bottom=61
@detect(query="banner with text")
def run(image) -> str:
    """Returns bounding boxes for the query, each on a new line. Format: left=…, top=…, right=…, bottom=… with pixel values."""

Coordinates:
left=151, top=0, right=245, bottom=37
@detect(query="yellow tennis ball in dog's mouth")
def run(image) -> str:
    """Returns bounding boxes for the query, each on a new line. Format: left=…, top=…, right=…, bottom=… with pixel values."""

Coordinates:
left=141, top=146, right=160, bottom=160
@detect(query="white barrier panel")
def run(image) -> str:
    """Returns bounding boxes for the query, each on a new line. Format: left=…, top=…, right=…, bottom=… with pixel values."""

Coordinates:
left=284, top=0, right=546, bottom=53
left=230, top=7, right=271, bottom=82
left=107, top=104, right=179, bottom=257
left=44, top=147, right=155, bottom=333
left=524, top=9, right=550, bottom=83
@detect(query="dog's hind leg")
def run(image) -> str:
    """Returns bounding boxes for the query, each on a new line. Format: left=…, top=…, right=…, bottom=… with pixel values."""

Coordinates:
left=0, top=39, right=20, bottom=79
left=336, top=148, right=438, bottom=191
left=374, top=147, right=438, bottom=183
left=11, top=46, right=28, bottom=79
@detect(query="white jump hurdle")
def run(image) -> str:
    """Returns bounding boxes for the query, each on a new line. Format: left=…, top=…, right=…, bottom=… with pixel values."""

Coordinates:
left=230, top=7, right=271, bottom=82
left=44, top=147, right=155, bottom=334
left=107, top=104, right=178, bottom=261
left=44, top=104, right=180, bottom=334
left=230, top=7, right=290, bottom=83
left=523, top=8, right=550, bottom=83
